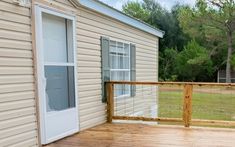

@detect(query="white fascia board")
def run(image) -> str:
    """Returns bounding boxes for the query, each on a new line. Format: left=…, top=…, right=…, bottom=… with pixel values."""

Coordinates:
left=78, top=0, right=165, bottom=38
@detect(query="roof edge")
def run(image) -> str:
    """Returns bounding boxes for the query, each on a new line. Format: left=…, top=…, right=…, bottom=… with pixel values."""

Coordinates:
left=74, top=0, right=165, bottom=38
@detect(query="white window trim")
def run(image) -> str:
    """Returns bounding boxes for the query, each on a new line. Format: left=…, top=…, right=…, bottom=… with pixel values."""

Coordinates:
left=109, top=40, right=131, bottom=98
left=110, top=69, right=130, bottom=72
left=35, top=6, right=79, bottom=144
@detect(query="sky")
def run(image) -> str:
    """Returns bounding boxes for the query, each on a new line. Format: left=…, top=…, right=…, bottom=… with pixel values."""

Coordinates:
left=100, top=0, right=196, bottom=11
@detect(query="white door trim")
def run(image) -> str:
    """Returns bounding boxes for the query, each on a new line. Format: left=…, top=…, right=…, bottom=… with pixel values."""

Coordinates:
left=34, top=5, right=79, bottom=144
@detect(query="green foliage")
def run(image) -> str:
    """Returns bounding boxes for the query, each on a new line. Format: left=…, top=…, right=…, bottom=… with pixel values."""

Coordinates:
left=159, top=48, right=178, bottom=81
left=122, top=1, right=150, bottom=22
left=231, top=54, right=235, bottom=70
left=144, top=1, right=190, bottom=51
left=178, top=1, right=226, bottom=50
left=122, top=0, right=235, bottom=82
left=122, top=0, right=191, bottom=81
left=122, top=0, right=190, bottom=51
left=175, top=40, right=213, bottom=81
left=178, top=0, right=235, bottom=82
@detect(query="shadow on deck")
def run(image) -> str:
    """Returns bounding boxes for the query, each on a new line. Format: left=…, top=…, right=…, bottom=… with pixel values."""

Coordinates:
left=45, top=123, right=235, bottom=147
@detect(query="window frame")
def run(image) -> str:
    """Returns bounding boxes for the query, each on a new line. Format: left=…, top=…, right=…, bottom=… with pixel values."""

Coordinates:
left=109, top=39, right=131, bottom=98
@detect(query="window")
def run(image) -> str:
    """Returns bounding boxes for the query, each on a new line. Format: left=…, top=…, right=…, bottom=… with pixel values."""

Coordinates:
left=109, top=40, right=131, bottom=97
left=101, top=37, right=136, bottom=102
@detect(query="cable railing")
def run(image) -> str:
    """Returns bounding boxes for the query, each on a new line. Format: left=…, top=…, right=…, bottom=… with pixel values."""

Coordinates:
left=106, top=81, right=235, bottom=128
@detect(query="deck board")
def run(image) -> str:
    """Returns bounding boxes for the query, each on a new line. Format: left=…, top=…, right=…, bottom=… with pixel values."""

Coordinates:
left=45, top=123, right=235, bottom=147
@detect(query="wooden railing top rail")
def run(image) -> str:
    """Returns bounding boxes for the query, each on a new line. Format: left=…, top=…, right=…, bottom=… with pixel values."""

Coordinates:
left=106, top=81, right=235, bottom=86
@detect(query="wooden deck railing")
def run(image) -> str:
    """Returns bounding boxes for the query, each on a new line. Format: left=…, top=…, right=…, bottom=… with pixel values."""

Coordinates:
left=106, top=81, right=235, bottom=128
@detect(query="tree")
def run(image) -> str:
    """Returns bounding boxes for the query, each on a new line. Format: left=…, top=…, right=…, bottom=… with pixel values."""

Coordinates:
left=231, top=54, right=235, bottom=70
left=178, top=0, right=235, bottom=83
left=122, top=0, right=190, bottom=81
left=122, top=1, right=150, bottom=22
left=122, top=1, right=189, bottom=51
left=175, top=40, right=214, bottom=81
left=159, top=48, right=178, bottom=81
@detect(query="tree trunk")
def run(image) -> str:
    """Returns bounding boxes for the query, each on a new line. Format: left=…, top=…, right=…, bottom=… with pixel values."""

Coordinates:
left=226, top=30, right=233, bottom=83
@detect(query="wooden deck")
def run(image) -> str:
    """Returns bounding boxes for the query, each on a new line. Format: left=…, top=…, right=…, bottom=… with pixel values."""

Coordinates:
left=45, top=123, right=235, bottom=147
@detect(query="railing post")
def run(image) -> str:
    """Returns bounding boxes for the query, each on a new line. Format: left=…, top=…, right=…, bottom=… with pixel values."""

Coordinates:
left=107, top=82, right=114, bottom=123
left=183, top=84, right=193, bottom=127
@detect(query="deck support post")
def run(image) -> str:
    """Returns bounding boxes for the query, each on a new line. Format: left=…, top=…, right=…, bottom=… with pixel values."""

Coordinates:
left=107, top=83, right=114, bottom=123
left=183, top=84, right=193, bottom=127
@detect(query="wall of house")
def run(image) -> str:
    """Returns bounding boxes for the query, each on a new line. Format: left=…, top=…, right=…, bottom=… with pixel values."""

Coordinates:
left=0, top=0, right=159, bottom=146
left=51, top=0, right=159, bottom=130
left=0, top=0, right=39, bottom=146
left=76, top=6, right=159, bottom=129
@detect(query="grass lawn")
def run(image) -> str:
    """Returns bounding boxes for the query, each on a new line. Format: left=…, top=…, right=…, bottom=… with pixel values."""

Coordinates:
left=158, top=89, right=235, bottom=121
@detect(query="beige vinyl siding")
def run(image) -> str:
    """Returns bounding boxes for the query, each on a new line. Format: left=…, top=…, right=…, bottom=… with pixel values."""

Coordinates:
left=0, top=0, right=38, bottom=146
left=0, top=0, right=159, bottom=145
left=76, top=7, right=158, bottom=130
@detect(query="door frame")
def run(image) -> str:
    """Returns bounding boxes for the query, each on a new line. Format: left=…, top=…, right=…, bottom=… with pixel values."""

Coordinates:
left=34, top=5, right=79, bottom=144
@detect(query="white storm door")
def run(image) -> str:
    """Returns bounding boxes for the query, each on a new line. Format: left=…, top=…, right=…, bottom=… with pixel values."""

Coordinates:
left=35, top=7, right=79, bottom=145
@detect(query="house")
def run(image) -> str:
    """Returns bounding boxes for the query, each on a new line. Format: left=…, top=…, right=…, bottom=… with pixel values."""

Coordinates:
left=0, top=0, right=164, bottom=146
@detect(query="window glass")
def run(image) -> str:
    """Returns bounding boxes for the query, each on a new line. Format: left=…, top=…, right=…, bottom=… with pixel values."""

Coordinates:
left=45, top=66, right=75, bottom=112
left=109, top=40, right=131, bottom=97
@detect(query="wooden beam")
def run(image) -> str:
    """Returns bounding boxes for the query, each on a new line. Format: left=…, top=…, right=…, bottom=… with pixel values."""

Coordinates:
left=112, top=116, right=235, bottom=127
left=112, top=116, right=183, bottom=123
left=106, top=81, right=235, bottom=87
left=183, top=84, right=193, bottom=127
left=191, top=119, right=235, bottom=127
left=107, top=83, right=114, bottom=123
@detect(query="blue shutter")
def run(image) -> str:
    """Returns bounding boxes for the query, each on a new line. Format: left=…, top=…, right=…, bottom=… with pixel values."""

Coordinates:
left=101, top=36, right=110, bottom=103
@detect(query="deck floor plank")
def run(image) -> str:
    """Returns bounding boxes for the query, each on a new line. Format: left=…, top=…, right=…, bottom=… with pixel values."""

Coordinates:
left=45, top=123, right=235, bottom=147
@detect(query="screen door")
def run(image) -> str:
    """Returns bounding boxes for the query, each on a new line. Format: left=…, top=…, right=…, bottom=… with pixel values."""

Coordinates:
left=35, top=7, right=79, bottom=144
